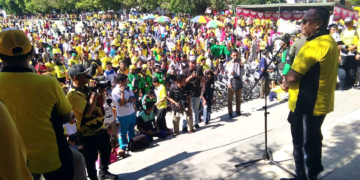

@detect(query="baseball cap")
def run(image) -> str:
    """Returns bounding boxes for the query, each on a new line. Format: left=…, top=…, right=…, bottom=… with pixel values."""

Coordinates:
left=0, top=28, right=32, bottom=57
left=344, top=17, right=353, bottom=23
left=189, top=56, right=196, bottom=62
left=68, top=64, right=92, bottom=79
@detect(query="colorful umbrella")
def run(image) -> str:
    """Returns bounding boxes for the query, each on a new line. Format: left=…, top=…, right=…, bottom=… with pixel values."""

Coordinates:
left=190, top=15, right=210, bottom=23
left=144, top=15, right=156, bottom=20
left=154, top=16, right=171, bottom=23
left=206, top=20, right=225, bottom=28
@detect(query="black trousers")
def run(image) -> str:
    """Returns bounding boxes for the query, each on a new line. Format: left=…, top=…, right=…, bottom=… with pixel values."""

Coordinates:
left=342, top=56, right=357, bottom=87
left=288, top=111, right=325, bottom=180
left=157, top=108, right=169, bottom=131
left=82, top=130, right=111, bottom=180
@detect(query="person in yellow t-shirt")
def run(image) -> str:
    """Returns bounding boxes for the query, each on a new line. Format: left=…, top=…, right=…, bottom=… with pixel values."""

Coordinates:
left=0, top=29, right=73, bottom=176
left=45, top=59, right=56, bottom=77
left=98, top=47, right=106, bottom=59
left=152, top=77, right=170, bottom=132
left=0, top=101, right=33, bottom=180
left=131, top=51, right=140, bottom=65
left=68, top=53, right=80, bottom=67
left=54, top=59, right=67, bottom=83
left=101, top=52, right=113, bottom=70
left=112, top=51, right=122, bottom=70
left=259, top=38, right=267, bottom=59
left=197, top=50, right=205, bottom=64
left=200, top=57, right=210, bottom=71
left=182, top=42, right=190, bottom=55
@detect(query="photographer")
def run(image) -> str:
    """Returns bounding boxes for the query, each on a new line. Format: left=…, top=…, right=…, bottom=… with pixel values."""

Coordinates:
left=181, top=58, right=206, bottom=130
left=168, top=74, right=195, bottom=136
left=112, top=73, right=137, bottom=151
left=66, top=64, right=117, bottom=180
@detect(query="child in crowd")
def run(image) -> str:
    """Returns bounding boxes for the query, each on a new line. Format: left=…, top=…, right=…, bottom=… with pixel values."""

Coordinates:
left=269, top=79, right=288, bottom=102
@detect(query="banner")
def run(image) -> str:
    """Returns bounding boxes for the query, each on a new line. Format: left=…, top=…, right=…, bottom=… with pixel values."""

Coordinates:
left=277, top=19, right=301, bottom=34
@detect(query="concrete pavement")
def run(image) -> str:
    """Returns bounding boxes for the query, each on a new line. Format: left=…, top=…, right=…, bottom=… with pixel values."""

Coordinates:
left=108, top=88, right=360, bottom=180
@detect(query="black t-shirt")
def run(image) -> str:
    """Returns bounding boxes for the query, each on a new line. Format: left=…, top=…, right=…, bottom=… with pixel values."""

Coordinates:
left=203, top=78, right=214, bottom=100
left=182, top=68, right=202, bottom=97
left=168, top=83, right=193, bottom=111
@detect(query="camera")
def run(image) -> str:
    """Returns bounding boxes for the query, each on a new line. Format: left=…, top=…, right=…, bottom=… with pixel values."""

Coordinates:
left=89, top=76, right=111, bottom=91
left=340, top=45, right=349, bottom=54
left=93, top=76, right=112, bottom=88
left=178, top=100, right=189, bottom=111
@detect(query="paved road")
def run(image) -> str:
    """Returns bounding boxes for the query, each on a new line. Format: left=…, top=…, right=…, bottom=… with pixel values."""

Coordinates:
left=107, top=89, right=360, bottom=180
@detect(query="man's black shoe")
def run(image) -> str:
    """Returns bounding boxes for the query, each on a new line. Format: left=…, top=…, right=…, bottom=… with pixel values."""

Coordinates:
left=98, top=171, right=118, bottom=180
left=194, top=124, right=200, bottom=129
left=229, top=114, right=233, bottom=119
left=236, top=112, right=242, bottom=116
left=182, top=128, right=188, bottom=133
left=279, top=178, right=299, bottom=180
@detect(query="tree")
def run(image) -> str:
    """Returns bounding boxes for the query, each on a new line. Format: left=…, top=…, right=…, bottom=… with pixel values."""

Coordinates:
left=160, top=0, right=210, bottom=15
left=350, top=0, right=359, bottom=5
left=0, top=0, right=27, bottom=15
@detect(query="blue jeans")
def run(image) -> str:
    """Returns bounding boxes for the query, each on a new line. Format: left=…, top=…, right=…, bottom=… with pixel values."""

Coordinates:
left=269, top=91, right=277, bottom=101
left=143, top=128, right=168, bottom=142
left=117, top=113, right=136, bottom=150
left=202, top=99, right=212, bottom=124
left=183, top=97, right=201, bottom=128
left=338, top=67, right=346, bottom=90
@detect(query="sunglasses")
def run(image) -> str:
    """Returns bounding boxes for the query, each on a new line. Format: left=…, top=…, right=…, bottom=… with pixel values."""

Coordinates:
left=301, top=19, right=319, bottom=25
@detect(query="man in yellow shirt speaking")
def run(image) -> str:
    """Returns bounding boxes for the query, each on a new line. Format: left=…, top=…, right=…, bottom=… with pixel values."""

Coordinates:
left=281, top=8, right=338, bottom=180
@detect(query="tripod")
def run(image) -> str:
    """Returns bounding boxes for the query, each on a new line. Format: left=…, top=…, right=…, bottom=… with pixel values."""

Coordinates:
left=234, top=42, right=297, bottom=178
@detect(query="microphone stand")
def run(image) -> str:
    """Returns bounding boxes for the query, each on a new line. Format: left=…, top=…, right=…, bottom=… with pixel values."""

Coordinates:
left=234, top=42, right=297, bottom=178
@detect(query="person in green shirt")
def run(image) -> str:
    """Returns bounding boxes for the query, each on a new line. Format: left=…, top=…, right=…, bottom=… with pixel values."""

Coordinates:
left=128, top=65, right=140, bottom=108
left=141, top=89, right=157, bottom=111
left=139, top=69, right=153, bottom=96
left=210, top=41, right=222, bottom=58
left=279, top=41, right=291, bottom=76
left=153, top=64, right=165, bottom=85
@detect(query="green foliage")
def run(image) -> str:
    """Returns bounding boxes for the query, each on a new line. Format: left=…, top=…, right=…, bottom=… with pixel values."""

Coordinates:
left=0, top=0, right=27, bottom=15
left=0, top=0, right=285, bottom=15
left=160, top=0, right=210, bottom=15
left=241, top=0, right=286, bottom=5
left=350, top=0, right=360, bottom=5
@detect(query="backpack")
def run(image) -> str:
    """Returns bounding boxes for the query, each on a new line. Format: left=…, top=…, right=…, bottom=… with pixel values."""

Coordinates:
left=127, top=135, right=149, bottom=152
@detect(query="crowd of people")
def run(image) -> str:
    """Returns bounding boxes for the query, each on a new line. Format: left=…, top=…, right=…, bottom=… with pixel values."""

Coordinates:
left=0, top=7, right=359, bottom=180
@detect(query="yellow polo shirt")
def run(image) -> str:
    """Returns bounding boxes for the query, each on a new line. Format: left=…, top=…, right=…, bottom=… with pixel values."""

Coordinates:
left=0, top=68, right=72, bottom=173
left=288, top=33, right=338, bottom=116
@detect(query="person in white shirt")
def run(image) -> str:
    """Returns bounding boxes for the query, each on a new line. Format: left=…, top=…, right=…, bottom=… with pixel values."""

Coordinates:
left=111, top=74, right=136, bottom=150
left=168, top=56, right=180, bottom=74
left=104, top=62, right=116, bottom=85
left=225, top=49, right=243, bottom=119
